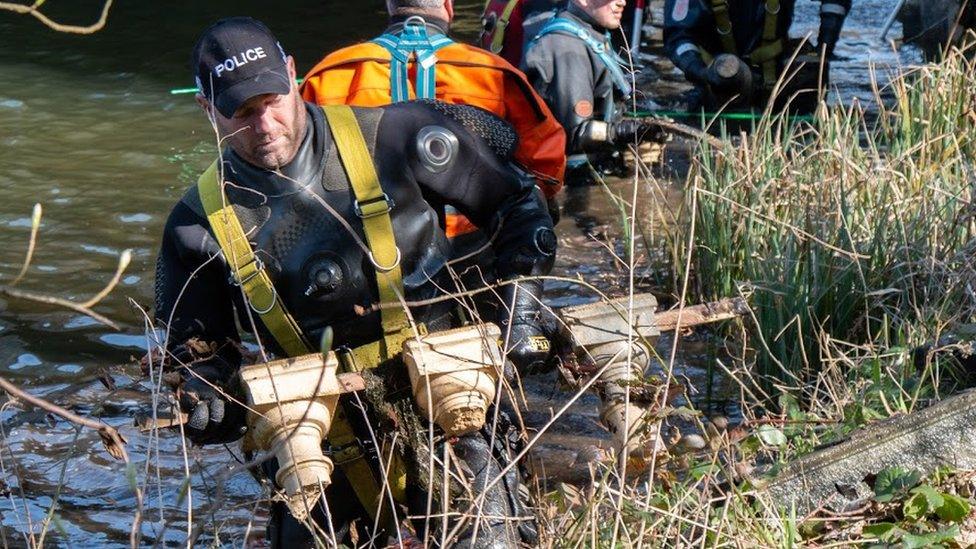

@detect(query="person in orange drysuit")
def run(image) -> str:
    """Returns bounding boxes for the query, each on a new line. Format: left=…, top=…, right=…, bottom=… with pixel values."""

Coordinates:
left=300, top=0, right=566, bottom=240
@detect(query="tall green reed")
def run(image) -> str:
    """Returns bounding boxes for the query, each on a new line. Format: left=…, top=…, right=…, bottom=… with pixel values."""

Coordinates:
left=673, top=48, right=976, bottom=388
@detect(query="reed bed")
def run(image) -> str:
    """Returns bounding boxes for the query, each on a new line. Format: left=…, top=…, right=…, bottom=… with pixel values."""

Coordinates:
left=672, top=47, right=976, bottom=388
left=532, top=47, right=976, bottom=548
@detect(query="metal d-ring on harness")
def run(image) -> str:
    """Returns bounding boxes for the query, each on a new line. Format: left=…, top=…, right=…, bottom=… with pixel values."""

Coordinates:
left=353, top=192, right=403, bottom=272
left=372, top=15, right=454, bottom=102
left=196, top=104, right=412, bottom=530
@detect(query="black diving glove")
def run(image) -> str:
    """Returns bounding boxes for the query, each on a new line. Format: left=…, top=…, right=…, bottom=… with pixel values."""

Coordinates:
left=610, top=117, right=667, bottom=146
left=705, top=54, right=754, bottom=98
left=497, top=279, right=558, bottom=375
left=676, top=49, right=710, bottom=87
left=177, top=362, right=247, bottom=445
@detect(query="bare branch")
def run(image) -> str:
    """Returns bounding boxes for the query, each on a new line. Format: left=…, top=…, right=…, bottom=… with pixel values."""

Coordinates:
left=81, top=248, right=132, bottom=308
left=0, top=205, right=131, bottom=329
left=0, top=285, right=119, bottom=329
left=0, top=376, right=128, bottom=461
left=0, top=0, right=113, bottom=34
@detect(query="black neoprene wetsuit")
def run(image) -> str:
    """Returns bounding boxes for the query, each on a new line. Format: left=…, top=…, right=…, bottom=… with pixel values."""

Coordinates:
left=153, top=101, right=553, bottom=547
left=155, top=101, right=553, bottom=356
left=522, top=5, right=620, bottom=158
left=664, top=0, right=851, bottom=107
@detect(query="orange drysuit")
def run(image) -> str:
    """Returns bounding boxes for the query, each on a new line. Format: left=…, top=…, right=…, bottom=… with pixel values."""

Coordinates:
left=301, top=19, right=566, bottom=237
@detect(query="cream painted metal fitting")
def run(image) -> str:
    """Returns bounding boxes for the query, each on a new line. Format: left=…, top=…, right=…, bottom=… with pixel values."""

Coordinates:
left=239, top=352, right=346, bottom=521
left=403, top=324, right=503, bottom=437
left=559, top=294, right=663, bottom=461
left=593, top=342, right=661, bottom=459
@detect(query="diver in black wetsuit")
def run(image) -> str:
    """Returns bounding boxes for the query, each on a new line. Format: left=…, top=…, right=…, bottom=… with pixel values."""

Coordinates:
left=523, top=0, right=658, bottom=187
left=154, top=17, right=555, bottom=548
left=663, top=0, right=850, bottom=112
left=522, top=0, right=666, bottom=239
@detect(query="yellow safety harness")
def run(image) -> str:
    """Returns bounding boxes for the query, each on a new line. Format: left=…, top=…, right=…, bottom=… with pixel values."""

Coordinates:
left=196, top=104, right=411, bottom=526
left=709, top=0, right=783, bottom=90
left=485, top=0, right=522, bottom=54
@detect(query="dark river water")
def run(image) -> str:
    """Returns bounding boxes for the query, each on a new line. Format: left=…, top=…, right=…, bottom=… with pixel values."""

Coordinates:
left=0, top=0, right=920, bottom=545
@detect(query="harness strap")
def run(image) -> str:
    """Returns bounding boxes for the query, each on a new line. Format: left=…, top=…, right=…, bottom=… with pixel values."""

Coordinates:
left=321, top=105, right=409, bottom=356
left=759, top=0, right=782, bottom=89
left=489, top=0, right=522, bottom=54
left=531, top=17, right=633, bottom=99
left=197, top=161, right=313, bottom=357
left=372, top=16, right=454, bottom=102
left=750, top=38, right=783, bottom=63
left=709, top=0, right=738, bottom=55
left=709, top=0, right=783, bottom=90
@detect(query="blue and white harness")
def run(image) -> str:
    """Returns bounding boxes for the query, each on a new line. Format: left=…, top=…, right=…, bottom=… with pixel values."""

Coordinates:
left=530, top=16, right=634, bottom=169
left=529, top=16, right=634, bottom=111
left=371, top=16, right=454, bottom=102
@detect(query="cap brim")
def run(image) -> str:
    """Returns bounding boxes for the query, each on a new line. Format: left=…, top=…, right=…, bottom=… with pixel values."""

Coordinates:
left=213, top=64, right=291, bottom=118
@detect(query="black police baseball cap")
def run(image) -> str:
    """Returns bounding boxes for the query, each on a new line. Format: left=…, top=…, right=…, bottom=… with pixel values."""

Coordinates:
left=191, top=17, right=292, bottom=118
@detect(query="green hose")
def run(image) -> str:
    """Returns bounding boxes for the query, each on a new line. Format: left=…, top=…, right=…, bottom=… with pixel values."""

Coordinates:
left=628, top=109, right=815, bottom=122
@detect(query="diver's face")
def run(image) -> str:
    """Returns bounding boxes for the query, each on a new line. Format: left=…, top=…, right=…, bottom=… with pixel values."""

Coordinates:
left=577, top=0, right=626, bottom=29
left=198, top=57, right=307, bottom=170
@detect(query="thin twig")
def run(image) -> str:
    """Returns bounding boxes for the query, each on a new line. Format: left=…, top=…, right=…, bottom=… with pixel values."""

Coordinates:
left=81, top=249, right=132, bottom=308
left=0, top=0, right=113, bottom=34
left=0, top=376, right=128, bottom=462
left=9, top=204, right=41, bottom=287
left=0, top=286, right=119, bottom=329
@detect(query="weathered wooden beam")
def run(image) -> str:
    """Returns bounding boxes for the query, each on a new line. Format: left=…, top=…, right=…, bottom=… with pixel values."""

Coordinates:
left=761, top=389, right=976, bottom=515
left=654, top=297, right=749, bottom=333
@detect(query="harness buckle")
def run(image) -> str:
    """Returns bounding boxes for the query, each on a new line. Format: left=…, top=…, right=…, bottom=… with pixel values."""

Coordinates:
left=230, top=256, right=265, bottom=287
left=354, top=193, right=395, bottom=219
left=328, top=439, right=366, bottom=464
left=228, top=256, right=281, bottom=315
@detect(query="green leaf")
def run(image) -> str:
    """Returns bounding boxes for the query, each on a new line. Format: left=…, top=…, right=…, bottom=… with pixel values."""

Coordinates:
left=935, top=492, right=971, bottom=523
left=779, top=393, right=803, bottom=421
left=689, top=461, right=720, bottom=481
left=862, top=522, right=902, bottom=542
left=668, top=406, right=701, bottom=419
left=903, top=491, right=932, bottom=521
left=51, top=513, right=68, bottom=537
left=900, top=525, right=959, bottom=549
left=175, top=476, right=192, bottom=506
left=910, top=484, right=945, bottom=512
left=125, top=463, right=138, bottom=494
left=903, top=484, right=945, bottom=521
left=739, top=433, right=763, bottom=456
left=756, top=425, right=787, bottom=447
left=873, top=467, right=922, bottom=503
left=798, top=519, right=824, bottom=540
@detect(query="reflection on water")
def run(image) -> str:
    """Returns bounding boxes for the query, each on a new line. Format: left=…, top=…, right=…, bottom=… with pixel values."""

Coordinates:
left=0, top=0, right=919, bottom=544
